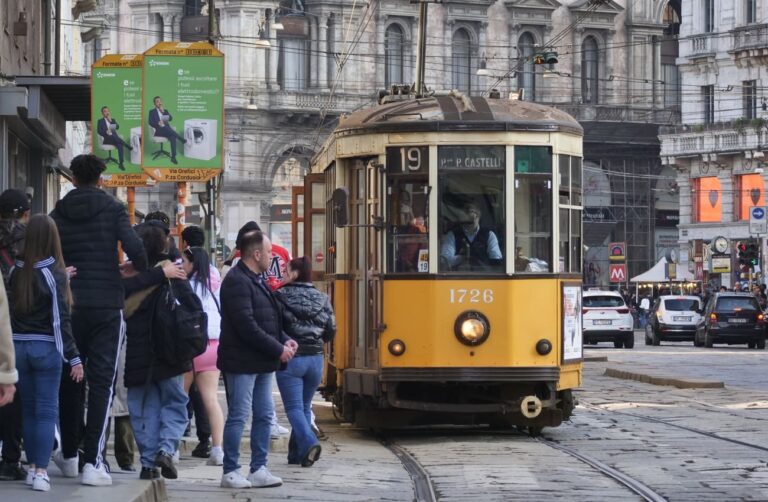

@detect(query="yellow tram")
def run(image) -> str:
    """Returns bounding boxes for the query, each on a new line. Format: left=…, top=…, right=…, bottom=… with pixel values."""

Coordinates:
left=302, top=91, right=583, bottom=431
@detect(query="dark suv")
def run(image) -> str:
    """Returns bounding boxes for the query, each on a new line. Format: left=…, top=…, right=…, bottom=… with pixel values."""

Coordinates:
left=695, top=293, right=766, bottom=349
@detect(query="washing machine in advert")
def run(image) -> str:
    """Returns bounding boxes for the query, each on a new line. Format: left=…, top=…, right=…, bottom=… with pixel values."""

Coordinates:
left=130, top=127, right=142, bottom=165
left=183, top=119, right=218, bottom=161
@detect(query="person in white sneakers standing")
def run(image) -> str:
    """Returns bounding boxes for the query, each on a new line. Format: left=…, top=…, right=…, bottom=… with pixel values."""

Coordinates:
left=181, top=246, right=225, bottom=466
left=218, top=230, right=297, bottom=489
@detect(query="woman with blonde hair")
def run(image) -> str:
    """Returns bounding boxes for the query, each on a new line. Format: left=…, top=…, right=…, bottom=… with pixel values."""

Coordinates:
left=9, top=215, right=83, bottom=491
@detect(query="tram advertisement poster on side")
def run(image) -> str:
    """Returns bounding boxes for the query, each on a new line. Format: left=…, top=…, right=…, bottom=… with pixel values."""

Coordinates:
left=562, top=284, right=583, bottom=363
left=91, top=55, right=151, bottom=187
left=141, top=41, right=224, bottom=182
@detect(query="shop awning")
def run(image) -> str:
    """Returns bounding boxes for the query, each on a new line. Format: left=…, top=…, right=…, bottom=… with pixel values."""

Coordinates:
left=630, top=256, right=696, bottom=283
left=13, top=76, right=91, bottom=122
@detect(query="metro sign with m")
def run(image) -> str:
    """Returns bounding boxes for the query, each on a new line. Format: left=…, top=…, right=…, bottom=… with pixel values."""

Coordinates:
left=609, top=264, right=626, bottom=283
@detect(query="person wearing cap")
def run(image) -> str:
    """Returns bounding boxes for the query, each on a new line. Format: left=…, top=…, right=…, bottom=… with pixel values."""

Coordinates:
left=50, top=154, right=148, bottom=487
left=0, top=188, right=30, bottom=482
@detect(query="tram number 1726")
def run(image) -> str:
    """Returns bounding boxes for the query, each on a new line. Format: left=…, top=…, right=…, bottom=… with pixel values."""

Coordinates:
left=449, top=288, right=494, bottom=304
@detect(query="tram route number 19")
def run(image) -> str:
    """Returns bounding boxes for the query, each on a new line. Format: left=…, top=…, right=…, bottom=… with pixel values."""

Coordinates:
left=449, top=288, right=494, bottom=304
left=399, top=147, right=423, bottom=172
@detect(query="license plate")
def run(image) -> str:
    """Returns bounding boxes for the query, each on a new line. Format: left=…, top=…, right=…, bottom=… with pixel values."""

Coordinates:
left=594, top=320, right=612, bottom=325
left=673, top=316, right=691, bottom=322
left=728, top=318, right=747, bottom=324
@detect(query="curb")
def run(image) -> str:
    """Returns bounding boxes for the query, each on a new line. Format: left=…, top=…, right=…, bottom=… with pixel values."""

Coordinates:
left=584, top=356, right=608, bottom=362
left=603, top=367, right=725, bottom=389
left=133, top=479, right=168, bottom=502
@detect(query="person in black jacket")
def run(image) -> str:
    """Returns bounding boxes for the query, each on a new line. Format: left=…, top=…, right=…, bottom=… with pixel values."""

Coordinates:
left=122, top=224, right=192, bottom=480
left=274, top=256, right=335, bottom=467
left=50, top=154, right=147, bottom=487
left=8, top=215, right=83, bottom=492
left=218, top=230, right=297, bottom=489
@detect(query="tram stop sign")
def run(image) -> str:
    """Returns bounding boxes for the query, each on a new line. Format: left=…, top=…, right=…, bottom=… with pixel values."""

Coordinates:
left=750, top=206, right=767, bottom=235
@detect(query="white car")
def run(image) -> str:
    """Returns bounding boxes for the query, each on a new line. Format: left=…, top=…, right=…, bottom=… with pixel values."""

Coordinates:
left=645, top=295, right=702, bottom=346
left=582, top=290, right=635, bottom=348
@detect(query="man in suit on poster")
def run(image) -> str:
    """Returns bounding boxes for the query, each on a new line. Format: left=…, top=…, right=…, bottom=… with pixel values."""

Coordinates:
left=148, top=96, right=186, bottom=164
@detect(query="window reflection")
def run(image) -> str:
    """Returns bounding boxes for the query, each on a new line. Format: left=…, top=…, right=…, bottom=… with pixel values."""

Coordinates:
left=515, top=146, right=552, bottom=272
left=388, top=182, right=429, bottom=273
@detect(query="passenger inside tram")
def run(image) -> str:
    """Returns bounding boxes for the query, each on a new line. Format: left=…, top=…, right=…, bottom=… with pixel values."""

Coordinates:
left=439, top=201, right=503, bottom=271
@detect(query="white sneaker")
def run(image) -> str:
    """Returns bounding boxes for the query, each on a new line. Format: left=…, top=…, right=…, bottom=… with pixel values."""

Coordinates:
left=220, top=470, right=251, bottom=489
left=25, top=470, right=34, bottom=486
left=32, top=473, right=51, bottom=492
left=270, top=423, right=289, bottom=438
left=52, top=450, right=79, bottom=478
left=247, top=466, right=282, bottom=488
left=81, top=463, right=112, bottom=486
left=206, top=447, right=224, bottom=466
left=172, top=450, right=180, bottom=465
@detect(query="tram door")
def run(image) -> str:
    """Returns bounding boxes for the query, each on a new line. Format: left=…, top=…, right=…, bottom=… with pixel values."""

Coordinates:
left=303, top=174, right=326, bottom=283
left=350, top=159, right=383, bottom=369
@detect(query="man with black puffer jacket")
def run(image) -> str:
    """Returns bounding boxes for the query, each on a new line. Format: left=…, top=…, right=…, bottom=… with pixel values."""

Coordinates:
left=50, top=154, right=147, bottom=487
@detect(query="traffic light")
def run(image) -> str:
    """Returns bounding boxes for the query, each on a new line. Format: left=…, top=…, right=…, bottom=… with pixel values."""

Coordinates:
left=738, top=241, right=748, bottom=266
left=532, top=52, right=558, bottom=65
left=746, top=239, right=760, bottom=267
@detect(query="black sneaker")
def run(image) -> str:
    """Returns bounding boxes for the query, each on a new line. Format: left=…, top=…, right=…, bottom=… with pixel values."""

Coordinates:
left=190, top=440, right=211, bottom=459
left=0, top=461, right=27, bottom=481
left=139, top=467, right=160, bottom=480
left=154, top=451, right=177, bottom=479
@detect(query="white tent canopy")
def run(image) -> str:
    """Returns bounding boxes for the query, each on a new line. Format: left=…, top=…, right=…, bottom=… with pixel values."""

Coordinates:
left=630, top=257, right=696, bottom=283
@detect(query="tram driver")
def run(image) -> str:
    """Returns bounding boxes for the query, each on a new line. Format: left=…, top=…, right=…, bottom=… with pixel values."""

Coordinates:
left=439, top=202, right=502, bottom=270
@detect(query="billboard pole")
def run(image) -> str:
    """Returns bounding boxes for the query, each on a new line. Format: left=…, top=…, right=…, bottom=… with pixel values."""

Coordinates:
left=127, top=187, right=136, bottom=226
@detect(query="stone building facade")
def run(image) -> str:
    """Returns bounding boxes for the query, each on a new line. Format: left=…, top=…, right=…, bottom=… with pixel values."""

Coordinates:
left=86, top=0, right=678, bottom=272
left=660, top=0, right=768, bottom=289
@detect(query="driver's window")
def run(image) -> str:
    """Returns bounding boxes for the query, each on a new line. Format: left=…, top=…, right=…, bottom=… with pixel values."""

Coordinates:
left=437, top=145, right=505, bottom=273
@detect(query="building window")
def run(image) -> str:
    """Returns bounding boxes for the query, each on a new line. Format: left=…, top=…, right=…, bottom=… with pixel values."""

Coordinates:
left=278, top=37, right=309, bottom=90
left=702, top=85, right=714, bottom=124
left=517, top=33, right=536, bottom=102
left=385, top=24, right=405, bottom=87
left=737, top=174, right=765, bottom=220
left=744, top=80, right=757, bottom=120
left=747, top=0, right=757, bottom=23
left=662, top=64, right=681, bottom=108
left=452, top=28, right=473, bottom=93
left=704, top=0, right=714, bottom=32
left=581, top=36, right=599, bottom=104
left=695, top=176, right=722, bottom=223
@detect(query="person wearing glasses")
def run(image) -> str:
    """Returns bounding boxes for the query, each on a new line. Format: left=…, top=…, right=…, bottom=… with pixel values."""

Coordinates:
left=439, top=202, right=502, bottom=270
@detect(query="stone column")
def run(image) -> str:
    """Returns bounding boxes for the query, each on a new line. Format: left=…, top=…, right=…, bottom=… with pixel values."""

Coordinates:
left=477, top=22, right=487, bottom=95
left=253, top=11, right=266, bottom=86
left=572, top=27, right=584, bottom=103
left=677, top=170, right=692, bottom=226
left=310, top=17, right=318, bottom=88
left=445, top=20, right=454, bottom=89
left=719, top=168, right=735, bottom=223
left=162, top=14, right=173, bottom=42
left=318, top=18, right=328, bottom=89
left=605, top=29, right=616, bottom=105
left=377, top=15, right=387, bottom=90
left=269, top=23, right=279, bottom=89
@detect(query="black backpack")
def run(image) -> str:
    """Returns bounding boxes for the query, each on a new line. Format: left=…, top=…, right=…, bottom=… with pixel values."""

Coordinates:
left=151, top=279, right=208, bottom=365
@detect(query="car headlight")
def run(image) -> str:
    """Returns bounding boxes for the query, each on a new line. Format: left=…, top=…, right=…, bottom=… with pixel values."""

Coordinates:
left=454, top=311, right=490, bottom=346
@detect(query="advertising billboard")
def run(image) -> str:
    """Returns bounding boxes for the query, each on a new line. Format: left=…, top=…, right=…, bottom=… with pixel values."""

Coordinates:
left=91, top=54, right=151, bottom=187
left=142, top=41, right=224, bottom=182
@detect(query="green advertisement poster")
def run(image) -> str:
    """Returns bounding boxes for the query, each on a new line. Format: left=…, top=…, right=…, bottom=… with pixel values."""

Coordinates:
left=142, top=42, right=224, bottom=182
left=91, top=54, right=150, bottom=187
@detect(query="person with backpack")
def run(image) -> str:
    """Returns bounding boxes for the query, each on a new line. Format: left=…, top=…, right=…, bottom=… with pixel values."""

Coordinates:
left=51, top=154, right=148, bottom=486
left=274, top=256, right=336, bottom=467
left=181, top=246, right=225, bottom=466
left=218, top=230, right=297, bottom=489
left=0, top=188, right=30, bottom=482
left=9, top=215, right=84, bottom=492
left=121, top=224, right=199, bottom=480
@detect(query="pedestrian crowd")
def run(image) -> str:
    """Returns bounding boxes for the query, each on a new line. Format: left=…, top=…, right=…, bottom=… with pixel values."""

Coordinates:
left=0, top=154, right=335, bottom=492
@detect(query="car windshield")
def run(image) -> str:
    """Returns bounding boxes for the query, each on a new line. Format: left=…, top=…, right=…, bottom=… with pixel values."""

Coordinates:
left=584, top=296, right=625, bottom=308
left=715, top=297, right=760, bottom=312
left=664, top=299, right=700, bottom=311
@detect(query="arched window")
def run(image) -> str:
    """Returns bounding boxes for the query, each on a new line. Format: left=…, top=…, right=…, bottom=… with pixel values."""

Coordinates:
left=581, top=36, right=599, bottom=104
left=517, top=33, right=536, bottom=102
left=385, top=24, right=405, bottom=87
left=452, top=29, right=472, bottom=93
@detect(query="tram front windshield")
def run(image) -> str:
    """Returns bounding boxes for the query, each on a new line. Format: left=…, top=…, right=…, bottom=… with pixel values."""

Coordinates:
left=438, top=145, right=505, bottom=273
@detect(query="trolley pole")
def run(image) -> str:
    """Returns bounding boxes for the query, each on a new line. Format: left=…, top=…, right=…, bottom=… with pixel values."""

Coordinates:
left=414, top=0, right=428, bottom=97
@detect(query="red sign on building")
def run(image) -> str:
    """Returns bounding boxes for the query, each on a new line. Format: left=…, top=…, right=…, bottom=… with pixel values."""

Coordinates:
left=608, top=242, right=626, bottom=262
left=609, top=264, right=627, bottom=283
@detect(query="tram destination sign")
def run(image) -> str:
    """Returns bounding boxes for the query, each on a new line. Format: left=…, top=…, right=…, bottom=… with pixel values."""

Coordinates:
left=385, top=146, right=429, bottom=174
left=438, top=145, right=505, bottom=170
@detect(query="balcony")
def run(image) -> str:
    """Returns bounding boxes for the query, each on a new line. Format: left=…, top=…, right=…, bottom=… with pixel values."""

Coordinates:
left=554, top=104, right=680, bottom=125
left=688, top=35, right=716, bottom=59
left=266, top=90, right=375, bottom=114
left=659, top=121, right=767, bottom=157
left=731, top=24, right=768, bottom=65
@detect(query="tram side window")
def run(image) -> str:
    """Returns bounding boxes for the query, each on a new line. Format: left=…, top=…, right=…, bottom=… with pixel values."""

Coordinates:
left=558, top=155, right=583, bottom=274
left=515, top=146, right=552, bottom=272
left=438, top=145, right=505, bottom=274
left=387, top=181, right=429, bottom=273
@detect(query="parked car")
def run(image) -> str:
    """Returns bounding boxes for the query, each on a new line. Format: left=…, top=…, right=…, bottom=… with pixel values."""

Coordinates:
left=583, top=290, right=635, bottom=348
left=645, top=295, right=702, bottom=346
left=695, top=292, right=766, bottom=349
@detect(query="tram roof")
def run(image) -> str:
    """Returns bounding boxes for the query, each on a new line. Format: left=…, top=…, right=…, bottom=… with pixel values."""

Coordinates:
left=335, top=93, right=583, bottom=136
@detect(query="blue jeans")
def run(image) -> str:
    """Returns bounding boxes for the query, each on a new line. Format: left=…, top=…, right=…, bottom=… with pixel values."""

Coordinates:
left=14, top=340, right=61, bottom=469
left=222, top=372, right=273, bottom=474
left=127, top=375, right=188, bottom=469
left=276, top=355, right=322, bottom=464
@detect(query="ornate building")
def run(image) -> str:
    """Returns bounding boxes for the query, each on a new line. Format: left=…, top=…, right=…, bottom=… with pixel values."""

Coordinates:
left=85, top=0, right=679, bottom=274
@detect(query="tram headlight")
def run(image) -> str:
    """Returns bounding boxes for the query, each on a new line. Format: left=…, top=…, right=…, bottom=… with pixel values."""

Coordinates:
left=388, top=339, right=406, bottom=356
left=454, top=311, right=490, bottom=346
